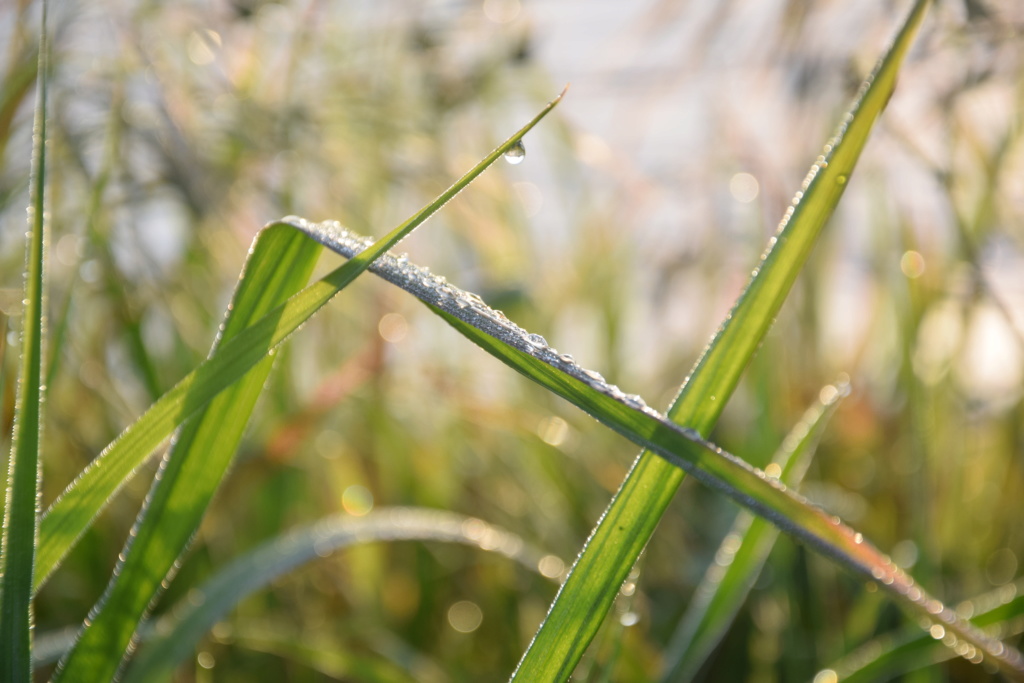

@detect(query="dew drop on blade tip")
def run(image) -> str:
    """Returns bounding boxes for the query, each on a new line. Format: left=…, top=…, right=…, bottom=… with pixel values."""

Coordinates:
left=504, top=140, right=526, bottom=165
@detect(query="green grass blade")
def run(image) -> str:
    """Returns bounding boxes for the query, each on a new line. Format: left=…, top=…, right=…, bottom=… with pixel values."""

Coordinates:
left=35, top=89, right=563, bottom=594
left=432, top=310, right=1024, bottom=679
left=0, top=5, right=47, bottom=680
left=288, top=221, right=1024, bottom=678
left=51, top=226, right=322, bottom=681
left=35, top=224, right=316, bottom=591
left=659, top=381, right=849, bottom=682
left=43, top=90, right=564, bottom=681
left=514, top=2, right=931, bottom=679
left=120, top=508, right=550, bottom=682
left=825, top=580, right=1024, bottom=683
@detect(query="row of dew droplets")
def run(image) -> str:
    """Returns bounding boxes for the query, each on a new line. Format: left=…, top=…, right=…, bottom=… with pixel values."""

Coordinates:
left=851, top=518, right=1023, bottom=672
left=284, top=217, right=654, bottom=417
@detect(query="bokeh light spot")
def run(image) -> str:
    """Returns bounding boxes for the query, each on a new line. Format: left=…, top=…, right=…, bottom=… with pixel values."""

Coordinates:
left=730, top=172, right=760, bottom=203
left=538, top=555, right=565, bottom=579
left=900, top=250, right=926, bottom=278
left=448, top=600, right=483, bottom=633
left=187, top=30, right=221, bottom=66
left=379, top=313, right=409, bottom=343
left=537, top=416, right=569, bottom=446
left=341, top=485, right=374, bottom=516
left=483, top=0, right=520, bottom=23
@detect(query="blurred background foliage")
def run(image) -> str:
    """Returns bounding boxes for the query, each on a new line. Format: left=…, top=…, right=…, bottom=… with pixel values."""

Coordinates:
left=1, top=0, right=1023, bottom=680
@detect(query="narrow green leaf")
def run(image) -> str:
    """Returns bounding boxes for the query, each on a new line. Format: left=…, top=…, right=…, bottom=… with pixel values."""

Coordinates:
left=42, top=89, right=564, bottom=680
left=514, top=2, right=932, bottom=679
left=0, top=4, right=47, bottom=680
left=121, top=508, right=551, bottom=682
left=290, top=221, right=1024, bottom=678
left=51, top=226, right=322, bottom=681
left=659, top=381, right=849, bottom=682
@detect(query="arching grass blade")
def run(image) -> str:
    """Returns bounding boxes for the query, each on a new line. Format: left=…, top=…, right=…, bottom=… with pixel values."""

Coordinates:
left=45, top=89, right=565, bottom=682
left=288, top=219, right=1024, bottom=678
left=35, top=87, right=564, bottom=595
left=120, top=508, right=552, bottom=682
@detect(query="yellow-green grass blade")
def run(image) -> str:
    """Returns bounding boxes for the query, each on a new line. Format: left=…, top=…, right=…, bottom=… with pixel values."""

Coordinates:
left=0, top=4, right=47, bottom=680
left=120, top=508, right=552, bottom=682
left=288, top=221, right=1024, bottom=678
left=42, top=90, right=564, bottom=681
left=659, top=381, right=849, bottom=682
left=50, top=225, right=322, bottom=681
left=34, top=224, right=318, bottom=591
left=513, top=2, right=931, bottom=679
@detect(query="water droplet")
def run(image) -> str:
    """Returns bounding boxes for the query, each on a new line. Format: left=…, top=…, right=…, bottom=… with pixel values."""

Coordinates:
left=526, top=333, right=548, bottom=347
left=504, top=140, right=526, bottom=165
left=836, top=174, right=848, bottom=186
left=623, top=394, right=648, bottom=409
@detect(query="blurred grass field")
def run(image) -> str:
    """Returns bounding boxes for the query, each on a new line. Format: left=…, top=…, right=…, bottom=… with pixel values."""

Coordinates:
left=2, top=1, right=1023, bottom=680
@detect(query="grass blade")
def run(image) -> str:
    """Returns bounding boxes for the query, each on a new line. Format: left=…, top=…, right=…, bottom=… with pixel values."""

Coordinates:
left=35, top=88, right=564, bottom=594
left=51, top=226, right=322, bottom=680
left=0, top=4, right=47, bottom=680
left=120, top=508, right=551, bottom=682
left=825, top=581, right=1024, bottom=682
left=659, top=381, right=848, bottom=682
left=287, top=220, right=1024, bottom=678
left=513, top=2, right=932, bottom=678
left=44, top=90, right=565, bottom=681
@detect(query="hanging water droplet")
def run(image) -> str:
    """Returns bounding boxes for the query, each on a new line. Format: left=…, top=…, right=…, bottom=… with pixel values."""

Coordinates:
left=504, top=139, right=526, bottom=165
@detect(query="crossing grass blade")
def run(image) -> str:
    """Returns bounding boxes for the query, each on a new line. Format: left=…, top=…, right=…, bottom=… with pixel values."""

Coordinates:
left=50, top=225, right=322, bottom=680
left=293, top=221, right=1024, bottom=678
left=659, top=381, right=848, bottom=682
left=35, top=88, right=564, bottom=596
left=424, top=310, right=1024, bottom=680
left=0, top=5, right=47, bottom=680
left=511, top=2, right=931, bottom=679
left=43, top=89, right=564, bottom=681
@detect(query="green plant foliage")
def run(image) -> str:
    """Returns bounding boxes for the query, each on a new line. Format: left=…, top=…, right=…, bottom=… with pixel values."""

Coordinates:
left=513, top=2, right=932, bottom=680
left=0, top=3, right=47, bottom=679
left=35, top=91, right=562, bottom=680
left=4, top=0, right=1023, bottom=680
left=121, top=508, right=552, bottom=682
left=660, top=381, right=849, bottom=681
left=297, top=219, right=1024, bottom=678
